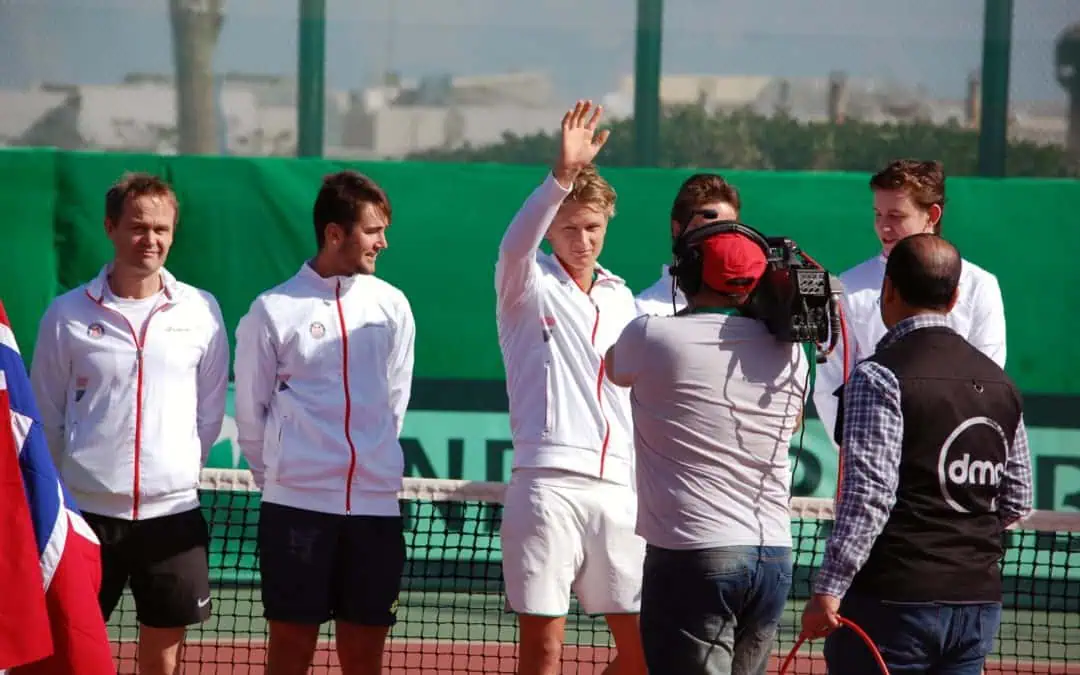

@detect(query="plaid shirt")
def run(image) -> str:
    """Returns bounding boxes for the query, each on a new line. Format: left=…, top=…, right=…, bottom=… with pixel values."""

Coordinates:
left=814, top=313, right=1034, bottom=598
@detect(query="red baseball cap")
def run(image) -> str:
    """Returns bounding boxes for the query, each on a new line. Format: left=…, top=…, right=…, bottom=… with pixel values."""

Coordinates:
left=701, top=233, right=768, bottom=294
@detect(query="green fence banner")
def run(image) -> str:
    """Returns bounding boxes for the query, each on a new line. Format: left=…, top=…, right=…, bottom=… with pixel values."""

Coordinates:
left=1, top=148, right=1077, bottom=590
left=3, top=149, right=1080, bottom=397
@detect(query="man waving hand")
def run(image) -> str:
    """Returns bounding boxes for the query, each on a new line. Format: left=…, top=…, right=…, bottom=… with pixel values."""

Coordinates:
left=495, top=101, right=646, bottom=675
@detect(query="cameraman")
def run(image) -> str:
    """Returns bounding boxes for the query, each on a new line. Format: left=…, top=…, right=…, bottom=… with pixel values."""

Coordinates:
left=605, top=220, right=812, bottom=675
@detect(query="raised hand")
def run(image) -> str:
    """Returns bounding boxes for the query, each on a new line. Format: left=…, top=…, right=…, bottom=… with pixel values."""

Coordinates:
left=553, top=100, right=610, bottom=187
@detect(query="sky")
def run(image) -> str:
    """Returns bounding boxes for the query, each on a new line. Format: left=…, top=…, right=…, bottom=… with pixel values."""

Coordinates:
left=1, top=0, right=1077, bottom=104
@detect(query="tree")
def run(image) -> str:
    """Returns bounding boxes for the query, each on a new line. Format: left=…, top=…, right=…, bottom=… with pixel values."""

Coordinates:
left=1055, top=22, right=1080, bottom=162
left=169, top=0, right=226, bottom=154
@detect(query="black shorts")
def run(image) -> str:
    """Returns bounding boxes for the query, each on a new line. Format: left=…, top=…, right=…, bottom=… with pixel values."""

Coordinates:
left=257, top=502, right=405, bottom=626
left=84, top=508, right=212, bottom=629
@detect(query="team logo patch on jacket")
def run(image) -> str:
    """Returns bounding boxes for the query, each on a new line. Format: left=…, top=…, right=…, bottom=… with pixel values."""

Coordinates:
left=74, top=376, right=89, bottom=402
left=310, top=322, right=326, bottom=339
left=541, top=315, right=556, bottom=342
left=86, top=323, right=104, bottom=339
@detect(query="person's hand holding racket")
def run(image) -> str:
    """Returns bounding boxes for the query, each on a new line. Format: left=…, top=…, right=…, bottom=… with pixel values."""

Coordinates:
left=800, top=593, right=842, bottom=639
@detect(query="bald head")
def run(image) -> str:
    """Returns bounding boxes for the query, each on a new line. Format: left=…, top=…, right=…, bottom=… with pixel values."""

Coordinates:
left=884, top=233, right=961, bottom=311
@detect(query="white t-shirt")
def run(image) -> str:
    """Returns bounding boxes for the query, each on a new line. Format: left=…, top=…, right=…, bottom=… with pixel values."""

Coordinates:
left=104, top=287, right=165, bottom=335
left=610, top=309, right=811, bottom=550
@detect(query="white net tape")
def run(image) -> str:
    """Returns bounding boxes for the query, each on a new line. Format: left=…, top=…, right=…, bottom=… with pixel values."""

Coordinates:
left=200, top=467, right=1080, bottom=533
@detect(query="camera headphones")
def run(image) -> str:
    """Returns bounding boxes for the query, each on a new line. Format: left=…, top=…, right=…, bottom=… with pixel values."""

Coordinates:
left=669, top=213, right=772, bottom=297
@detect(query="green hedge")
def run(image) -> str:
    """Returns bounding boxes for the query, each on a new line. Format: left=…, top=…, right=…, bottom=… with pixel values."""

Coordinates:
left=409, top=106, right=1078, bottom=178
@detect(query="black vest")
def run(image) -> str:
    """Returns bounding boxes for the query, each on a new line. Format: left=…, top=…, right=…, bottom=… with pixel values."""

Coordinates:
left=836, top=326, right=1022, bottom=602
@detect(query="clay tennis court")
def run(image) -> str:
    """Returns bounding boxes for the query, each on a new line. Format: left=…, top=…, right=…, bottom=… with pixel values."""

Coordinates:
left=110, top=639, right=1080, bottom=674
left=108, top=590, right=1080, bottom=674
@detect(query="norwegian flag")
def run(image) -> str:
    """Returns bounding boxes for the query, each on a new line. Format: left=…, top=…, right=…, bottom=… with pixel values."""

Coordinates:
left=0, top=301, right=114, bottom=675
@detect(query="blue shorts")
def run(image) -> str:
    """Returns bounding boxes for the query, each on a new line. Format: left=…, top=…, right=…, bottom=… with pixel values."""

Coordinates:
left=257, top=502, right=405, bottom=626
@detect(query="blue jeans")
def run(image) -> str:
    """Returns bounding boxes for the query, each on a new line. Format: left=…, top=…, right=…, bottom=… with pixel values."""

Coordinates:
left=824, top=594, right=1002, bottom=675
left=640, top=545, right=793, bottom=675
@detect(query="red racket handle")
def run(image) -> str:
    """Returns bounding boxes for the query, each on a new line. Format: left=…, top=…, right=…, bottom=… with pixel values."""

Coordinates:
left=778, top=616, right=889, bottom=675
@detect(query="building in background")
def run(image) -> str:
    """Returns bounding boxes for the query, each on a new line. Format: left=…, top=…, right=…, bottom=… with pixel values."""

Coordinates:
left=0, top=70, right=1068, bottom=158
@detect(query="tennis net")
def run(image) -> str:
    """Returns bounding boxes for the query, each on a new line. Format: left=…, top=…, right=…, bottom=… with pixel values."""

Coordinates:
left=106, top=468, right=1080, bottom=674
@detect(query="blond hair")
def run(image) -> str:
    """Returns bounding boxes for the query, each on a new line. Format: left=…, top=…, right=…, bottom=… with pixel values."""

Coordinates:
left=566, top=163, right=616, bottom=219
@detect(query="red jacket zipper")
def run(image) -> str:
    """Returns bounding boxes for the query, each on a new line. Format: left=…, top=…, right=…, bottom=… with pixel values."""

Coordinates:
left=335, top=281, right=358, bottom=514
left=557, top=259, right=614, bottom=480
left=86, top=291, right=169, bottom=520
left=589, top=299, right=611, bottom=479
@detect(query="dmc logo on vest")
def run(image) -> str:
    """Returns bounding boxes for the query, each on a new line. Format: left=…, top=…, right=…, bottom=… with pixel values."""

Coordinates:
left=947, top=454, right=1004, bottom=487
left=937, top=416, right=1009, bottom=514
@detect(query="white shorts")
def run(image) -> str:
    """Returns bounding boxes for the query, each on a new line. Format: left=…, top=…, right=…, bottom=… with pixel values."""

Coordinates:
left=500, top=468, right=646, bottom=617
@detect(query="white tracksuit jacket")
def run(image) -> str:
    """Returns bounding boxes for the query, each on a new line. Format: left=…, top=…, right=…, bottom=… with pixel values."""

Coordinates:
left=495, top=172, right=638, bottom=486
left=813, top=253, right=1008, bottom=446
left=30, top=265, right=229, bottom=520
left=233, top=263, right=415, bottom=516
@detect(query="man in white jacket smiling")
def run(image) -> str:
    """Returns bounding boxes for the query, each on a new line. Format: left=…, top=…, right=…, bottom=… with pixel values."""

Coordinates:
left=495, top=100, right=646, bottom=675
left=233, top=170, right=415, bottom=675
left=813, top=159, right=1007, bottom=447
left=30, top=172, right=229, bottom=675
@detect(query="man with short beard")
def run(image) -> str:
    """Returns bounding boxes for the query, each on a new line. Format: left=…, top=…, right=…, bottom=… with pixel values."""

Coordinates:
left=234, top=170, right=415, bottom=675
